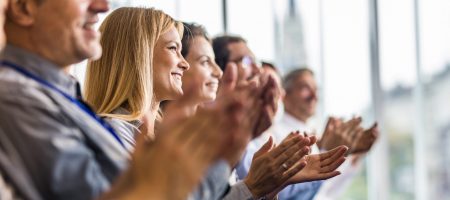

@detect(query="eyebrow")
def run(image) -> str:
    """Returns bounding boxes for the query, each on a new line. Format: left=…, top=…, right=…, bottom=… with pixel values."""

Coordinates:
left=196, top=55, right=210, bottom=61
left=167, top=40, right=181, bottom=48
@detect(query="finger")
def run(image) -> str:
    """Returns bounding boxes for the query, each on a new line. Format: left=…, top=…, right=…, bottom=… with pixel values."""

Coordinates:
left=369, top=122, right=379, bottom=138
left=269, top=133, right=303, bottom=157
left=280, top=131, right=300, bottom=143
left=254, top=136, right=274, bottom=157
left=273, top=139, right=310, bottom=167
left=246, top=100, right=264, bottom=134
left=281, top=160, right=307, bottom=181
left=307, top=135, right=317, bottom=146
left=316, top=171, right=342, bottom=180
left=347, top=117, right=363, bottom=139
left=219, top=62, right=238, bottom=94
left=253, top=104, right=275, bottom=138
left=320, top=146, right=348, bottom=166
left=277, top=146, right=310, bottom=172
left=321, top=157, right=346, bottom=173
left=317, top=147, right=339, bottom=162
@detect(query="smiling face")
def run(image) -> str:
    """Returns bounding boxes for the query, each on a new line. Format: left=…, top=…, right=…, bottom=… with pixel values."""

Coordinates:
left=183, top=36, right=223, bottom=103
left=284, top=71, right=318, bottom=121
left=25, top=0, right=108, bottom=65
left=227, top=41, right=260, bottom=80
left=153, top=26, right=190, bottom=101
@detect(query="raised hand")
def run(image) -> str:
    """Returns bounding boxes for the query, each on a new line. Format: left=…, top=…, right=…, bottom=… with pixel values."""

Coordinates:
left=252, top=74, right=280, bottom=138
left=244, top=132, right=311, bottom=198
left=318, top=117, right=363, bottom=152
left=217, top=63, right=281, bottom=139
left=103, top=86, right=248, bottom=200
left=350, top=122, right=379, bottom=154
left=286, top=145, right=348, bottom=184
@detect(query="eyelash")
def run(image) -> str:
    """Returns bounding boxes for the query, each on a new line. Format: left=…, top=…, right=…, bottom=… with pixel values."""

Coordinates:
left=168, top=46, right=177, bottom=51
left=201, top=59, right=210, bottom=65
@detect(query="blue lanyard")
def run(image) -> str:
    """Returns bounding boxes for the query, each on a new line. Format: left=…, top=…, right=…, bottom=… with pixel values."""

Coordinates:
left=0, top=60, right=125, bottom=148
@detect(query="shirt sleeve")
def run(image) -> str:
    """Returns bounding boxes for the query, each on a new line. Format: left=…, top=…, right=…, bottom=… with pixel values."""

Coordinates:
left=0, top=86, right=113, bottom=200
left=189, top=160, right=232, bottom=200
left=222, top=181, right=254, bottom=200
left=105, top=117, right=139, bottom=152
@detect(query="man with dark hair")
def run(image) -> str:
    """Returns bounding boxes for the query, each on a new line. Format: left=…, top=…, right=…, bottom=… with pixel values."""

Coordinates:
left=237, top=67, right=325, bottom=200
left=212, top=35, right=261, bottom=80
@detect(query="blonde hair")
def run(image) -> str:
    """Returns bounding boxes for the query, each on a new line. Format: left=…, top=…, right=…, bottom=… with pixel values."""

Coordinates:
left=84, top=7, right=183, bottom=121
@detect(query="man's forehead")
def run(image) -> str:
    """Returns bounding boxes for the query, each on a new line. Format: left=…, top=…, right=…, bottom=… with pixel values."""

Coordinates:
left=228, top=41, right=253, bottom=58
left=295, top=73, right=316, bottom=84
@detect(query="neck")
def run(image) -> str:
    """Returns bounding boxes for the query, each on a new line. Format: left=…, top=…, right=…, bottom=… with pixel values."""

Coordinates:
left=139, top=102, right=160, bottom=140
left=285, top=109, right=308, bottom=123
left=283, top=101, right=309, bottom=123
left=179, top=101, right=200, bottom=117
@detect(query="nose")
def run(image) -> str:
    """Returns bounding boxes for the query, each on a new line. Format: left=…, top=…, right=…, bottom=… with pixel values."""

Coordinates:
left=309, top=89, right=318, bottom=101
left=251, top=63, right=261, bottom=77
left=178, top=56, right=190, bottom=72
left=89, top=0, right=109, bottom=13
left=212, top=62, right=223, bottom=79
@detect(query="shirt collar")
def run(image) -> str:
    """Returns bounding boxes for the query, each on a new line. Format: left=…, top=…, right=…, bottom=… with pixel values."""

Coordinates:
left=281, top=111, right=309, bottom=130
left=0, top=44, right=78, bottom=98
left=111, top=107, right=143, bottom=128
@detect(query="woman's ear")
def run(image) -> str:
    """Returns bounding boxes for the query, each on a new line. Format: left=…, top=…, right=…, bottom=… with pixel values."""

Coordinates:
left=8, top=0, right=39, bottom=26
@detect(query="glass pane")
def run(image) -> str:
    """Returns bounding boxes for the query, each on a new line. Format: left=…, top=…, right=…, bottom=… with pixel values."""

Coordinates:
left=228, top=0, right=275, bottom=61
left=179, top=0, right=223, bottom=36
left=319, top=0, right=371, bottom=199
left=379, top=0, right=417, bottom=198
left=321, top=0, right=371, bottom=118
left=419, top=0, right=450, bottom=198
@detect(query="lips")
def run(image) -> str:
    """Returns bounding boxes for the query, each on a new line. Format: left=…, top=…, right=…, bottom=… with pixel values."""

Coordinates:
left=83, top=22, right=95, bottom=30
left=205, top=80, right=219, bottom=90
left=82, top=16, right=99, bottom=39
left=205, top=81, right=219, bottom=86
left=171, top=72, right=183, bottom=80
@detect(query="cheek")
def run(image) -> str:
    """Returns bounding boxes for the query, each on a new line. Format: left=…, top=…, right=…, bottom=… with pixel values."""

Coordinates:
left=199, top=69, right=212, bottom=83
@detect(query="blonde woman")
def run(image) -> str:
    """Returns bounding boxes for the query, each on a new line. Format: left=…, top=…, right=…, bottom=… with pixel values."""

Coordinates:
left=84, top=7, right=189, bottom=150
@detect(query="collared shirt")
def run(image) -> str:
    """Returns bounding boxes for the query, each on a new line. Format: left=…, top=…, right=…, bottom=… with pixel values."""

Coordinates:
left=222, top=181, right=254, bottom=200
left=0, top=128, right=42, bottom=200
left=0, top=45, right=129, bottom=200
left=105, top=107, right=143, bottom=152
left=236, top=111, right=323, bottom=200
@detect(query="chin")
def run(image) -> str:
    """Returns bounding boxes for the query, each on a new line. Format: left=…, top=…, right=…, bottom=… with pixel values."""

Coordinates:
left=202, top=94, right=216, bottom=102
left=87, top=44, right=103, bottom=61
left=169, top=88, right=184, bottom=100
left=77, top=43, right=102, bottom=61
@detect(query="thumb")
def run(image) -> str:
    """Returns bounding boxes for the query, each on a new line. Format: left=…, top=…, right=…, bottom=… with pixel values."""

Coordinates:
left=219, top=62, right=238, bottom=94
left=254, top=136, right=274, bottom=157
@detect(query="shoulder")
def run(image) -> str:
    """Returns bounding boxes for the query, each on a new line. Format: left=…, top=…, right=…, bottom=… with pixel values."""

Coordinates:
left=0, top=68, right=60, bottom=112
left=105, top=117, right=140, bottom=151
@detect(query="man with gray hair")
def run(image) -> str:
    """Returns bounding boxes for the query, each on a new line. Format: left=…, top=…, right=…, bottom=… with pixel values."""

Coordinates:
left=238, top=67, right=378, bottom=200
